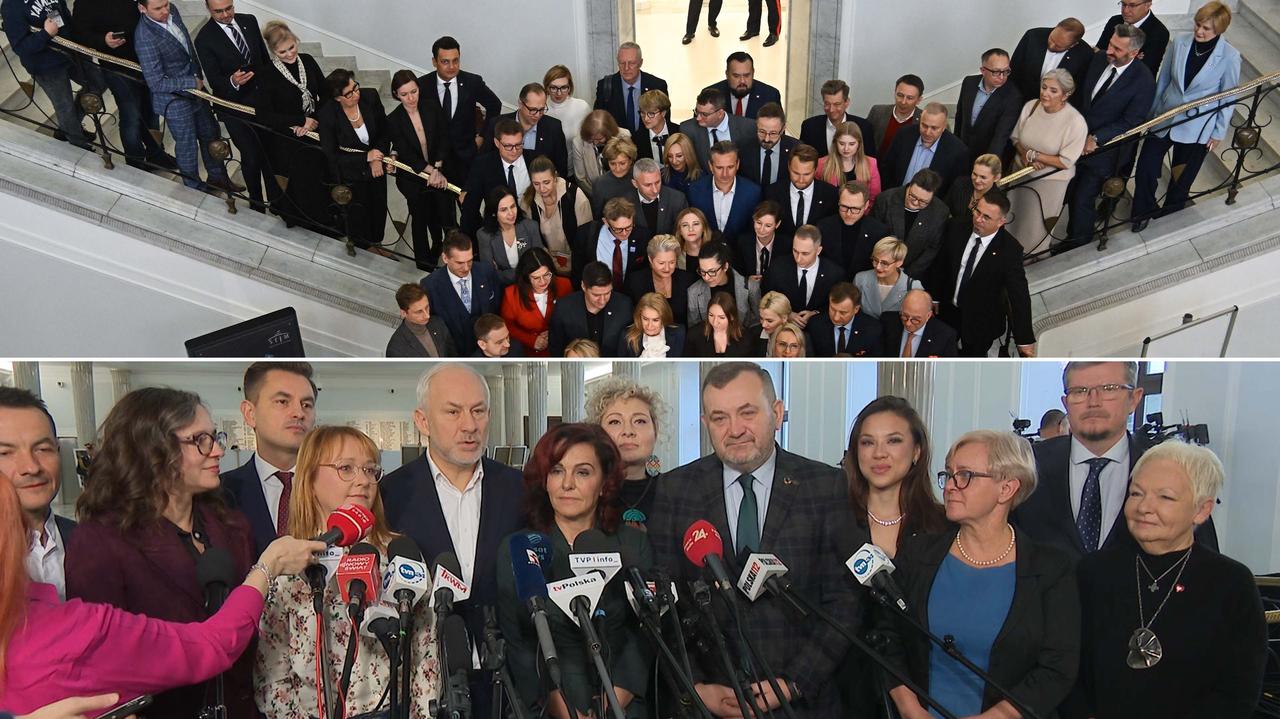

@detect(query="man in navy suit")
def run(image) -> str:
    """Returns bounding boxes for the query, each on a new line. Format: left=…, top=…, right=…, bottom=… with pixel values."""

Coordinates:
left=594, top=42, right=667, bottom=134
left=423, top=231, right=502, bottom=351
left=880, top=289, right=959, bottom=357
left=705, top=51, right=781, bottom=119
left=766, top=144, right=837, bottom=238
left=1009, top=18, right=1093, bottom=105
left=764, top=224, right=844, bottom=326
left=800, top=80, right=876, bottom=158
left=878, top=103, right=970, bottom=195
left=571, top=196, right=652, bottom=288
left=1063, top=24, right=1155, bottom=251
left=219, top=362, right=317, bottom=554
left=1, top=387, right=76, bottom=600
left=807, top=282, right=881, bottom=357
left=380, top=363, right=525, bottom=719
left=461, top=119, right=537, bottom=237
left=1095, top=0, right=1169, bottom=78
left=687, top=141, right=762, bottom=240
left=418, top=36, right=503, bottom=188
left=740, top=102, right=797, bottom=187
left=482, top=82, right=569, bottom=178
left=954, top=49, right=1023, bottom=164
left=549, top=262, right=635, bottom=357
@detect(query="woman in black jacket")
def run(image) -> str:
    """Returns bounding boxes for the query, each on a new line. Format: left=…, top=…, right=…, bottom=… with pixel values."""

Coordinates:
left=385, top=69, right=453, bottom=270
left=318, top=68, right=389, bottom=251
left=881, top=430, right=1079, bottom=719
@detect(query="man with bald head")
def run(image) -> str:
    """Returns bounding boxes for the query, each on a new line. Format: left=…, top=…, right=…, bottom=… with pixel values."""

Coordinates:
left=879, top=103, right=969, bottom=195
left=881, top=289, right=958, bottom=357
left=1010, top=17, right=1093, bottom=104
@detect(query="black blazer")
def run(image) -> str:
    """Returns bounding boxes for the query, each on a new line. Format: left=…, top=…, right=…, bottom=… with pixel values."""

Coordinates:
left=384, top=317, right=458, bottom=358
left=622, top=266, right=696, bottom=326
left=799, top=113, right=877, bottom=158
left=460, top=149, right=538, bottom=236
left=880, top=531, right=1080, bottom=719
left=808, top=310, right=882, bottom=357
left=928, top=222, right=1035, bottom=349
left=740, top=135, right=799, bottom=188
left=1096, top=13, right=1170, bottom=78
left=317, top=88, right=389, bottom=182
left=704, top=78, right=782, bottom=119
left=417, top=69, right=503, bottom=175
left=879, top=126, right=970, bottom=195
left=648, top=446, right=861, bottom=716
left=386, top=97, right=451, bottom=194
left=570, top=220, right=651, bottom=287
left=621, top=324, right=687, bottom=357
left=483, top=112, right=570, bottom=178
left=380, top=453, right=525, bottom=650
left=193, top=12, right=268, bottom=109
left=252, top=54, right=325, bottom=134
left=764, top=257, right=845, bottom=315
left=732, top=233, right=791, bottom=280
left=766, top=180, right=838, bottom=237
left=814, top=213, right=891, bottom=276
left=879, top=314, right=959, bottom=357
left=1077, top=53, right=1156, bottom=172
left=1012, top=434, right=1219, bottom=561
left=871, top=186, right=952, bottom=278
left=593, top=71, right=668, bottom=131
left=683, top=325, right=754, bottom=357
left=954, top=74, right=1023, bottom=162
left=633, top=120, right=680, bottom=161
left=547, top=291, right=634, bottom=357
left=219, top=457, right=276, bottom=555
left=1010, top=27, right=1094, bottom=104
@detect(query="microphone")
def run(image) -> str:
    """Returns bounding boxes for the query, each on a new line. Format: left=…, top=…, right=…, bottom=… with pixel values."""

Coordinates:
left=337, top=543, right=381, bottom=623
left=734, top=552, right=791, bottom=603
left=429, top=551, right=472, bottom=612
left=382, top=537, right=430, bottom=626
left=509, top=532, right=562, bottom=689
left=568, top=528, right=623, bottom=584
left=360, top=602, right=400, bottom=644
left=682, top=519, right=737, bottom=600
left=314, top=503, right=376, bottom=547
left=847, top=543, right=908, bottom=611
left=196, top=546, right=236, bottom=614
left=432, top=614, right=474, bottom=719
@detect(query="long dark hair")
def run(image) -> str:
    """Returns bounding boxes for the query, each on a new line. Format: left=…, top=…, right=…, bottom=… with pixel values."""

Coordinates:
left=844, top=395, right=947, bottom=550
left=483, top=185, right=524, bottom=233
left=522, top=423, right=623, bottom=534
left=515, top=247, right=561, bottom=310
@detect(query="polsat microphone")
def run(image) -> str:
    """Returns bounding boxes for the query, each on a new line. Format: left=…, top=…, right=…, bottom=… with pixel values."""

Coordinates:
left=314, top=503, right=376, bottom=547
left=430, top=551, right=471, bottom=637
left=337, top=543, right=381, bottom=624
left=509, top=532, right=562, bottom=689
left=847, top=543, right=908, bottom=611
left=682, top=519, right=737, bottom=602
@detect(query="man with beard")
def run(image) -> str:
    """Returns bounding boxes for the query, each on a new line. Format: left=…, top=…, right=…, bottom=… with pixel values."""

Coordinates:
left=705, top=52, right=781, bottom=119
left=741, top=102, right=797, bottom=187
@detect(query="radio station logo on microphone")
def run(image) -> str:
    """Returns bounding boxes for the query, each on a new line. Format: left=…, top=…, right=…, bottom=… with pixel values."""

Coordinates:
left=526, top=548, right=541, bottom=568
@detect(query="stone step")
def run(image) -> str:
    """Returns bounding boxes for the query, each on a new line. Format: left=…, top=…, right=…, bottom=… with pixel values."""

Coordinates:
left=1239, top=0, right=1280, bottom=54
left=315, top=54, right=358, bottom=77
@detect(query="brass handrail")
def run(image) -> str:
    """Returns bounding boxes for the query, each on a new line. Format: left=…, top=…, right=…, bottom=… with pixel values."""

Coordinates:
left=49, top=35, right=462, bottom=195
left=998, top=69, right=1280, bottom=189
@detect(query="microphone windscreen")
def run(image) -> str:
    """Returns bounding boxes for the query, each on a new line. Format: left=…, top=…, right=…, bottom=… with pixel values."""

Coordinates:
left=350, top=542, right=380, bottom=557
left=196, top=546, right=237, bottom=588
left=432, top=550, right=463, bottom=579
left=387, top=536, right=423, bottom=564
left=442, top=614, right=472, bottom=674
left=509, top=533, right=551, bottom=602
left=572, top=528, right=612, bottom=554
left=325, top=504, right=375, bottom=547
left=682, top=519, right=724, bottom=568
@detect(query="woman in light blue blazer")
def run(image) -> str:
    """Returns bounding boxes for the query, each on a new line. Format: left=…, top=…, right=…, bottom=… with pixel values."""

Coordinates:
left=853, top=237, right=923, bottom=319
left=1132, top=1, right=1241, bottom=229
left=476, top=185, right=545, bottom=286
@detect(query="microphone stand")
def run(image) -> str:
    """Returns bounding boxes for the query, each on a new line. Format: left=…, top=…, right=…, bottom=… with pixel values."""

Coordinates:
left=624, top=576, right=714, bottom=719
left=400, top=611, right=413, bottom=719
left=689, top=580, right=762, bottom=719
left=866, top=589, right=1044, bottom=719
left=307, top=565, right=341, bottom=719
left=570, top=599, right=626, bottom=719
left=481, top=607, right=528, bottom=719
left=726, top=608, right=797, bottom=719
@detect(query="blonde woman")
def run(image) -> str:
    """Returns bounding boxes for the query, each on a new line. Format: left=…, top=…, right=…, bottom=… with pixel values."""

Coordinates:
left=585, top=378, right=670, bottom=529
left=852, top=237, right=923, bottom=319
left=591, top=136, right=641, bottom=216
left=623, top=292, right=685, bottom=358
left=768, top=321, right=807, bottom=358
left=661, top=133, right=701, bottom=195
left=945, top=153, right=1003, bottom=218
left=755, top=291, right=793, bottom=355
left=573, top=110, right=631, bottom=194
left=817, top=122, right=881, bottom=203
left=622, top=234, right=696, bottom=325
left=564, top=339, right=602, bottom=357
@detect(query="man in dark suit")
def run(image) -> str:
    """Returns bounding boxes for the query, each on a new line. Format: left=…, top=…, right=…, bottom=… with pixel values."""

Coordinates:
left=594, top=42, right=667, bottom=134
left=631, top=158, right=688, bottom=235
left=482, top=82, right=569, bottom=178
left=219, top=362, right=317, bottom=555
left=816, top=181, right=889, bottom=275
left=386, top=283, right=458, bottom=358
left=705, top=51, right=781, bottom=119
left=1063, top=24, right=1155, bottom=250
left=733, top=200, right=790, bottom=281
left=764, top=224, right=844, bottom=326
left=800, top=79, right=876, bottom=158
left=766, top=144, right=836, bottom=238
left=472, top=314, right=526, bottom=358
left=549, top=261, right=635, bottom=356
left=677, top=88, right=756, bottom=170
left=461, top=119, right=537, bottom=237
left=418, top=35, right=503, bottom=188
left=808, top=282, right=881, bottom=356
left=928, top=189, right=1036, bottom=357
left=742, top=0, right=782, bottom=45
left=871, top=169, right=950, bottom=278
left=648, top=363, right=859, bottom=718
left=423, top=232, right=502, bottom=351
left=194, top=0, right=274, bottom=209
left=879, top=103, right=969, bottom=195
left=572, top=196, right=652, bottom=288
left=686, top=140, right=763, bottom=239
left=740, top=102, right=797, bottom=187
left=954, top=49, right=1023, bottom=163
left=866, top=74, right=924, bottom=157
left=1009, top=18, right=1092, bottom=104
left=379, top=363, right=525, bottom=719
left=1, top=387, right=77, bottom=599
left=1012, top=361, right=1218, bottom=562
left=1096, top=0, right=1169, bottom=77
left=880, top=289, right=959, bottom=357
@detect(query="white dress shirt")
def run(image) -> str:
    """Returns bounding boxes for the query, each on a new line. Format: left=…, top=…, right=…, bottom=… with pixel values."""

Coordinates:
left=825, top=118, right=840, bottom=149
left=150, top=15, right=189, bottom=52
left=427, top=450, right=485, bottom=585
left=437, top=76, right=456, bottom=118
left=26, top=511, right=66, bottom=600
left=707, top=114, right=731, bottom=146
left=1041, top=48, right=1067, bottom=77
left=1091, top=58, right=1134, bottom=100
left=1068, top=435, right=1131, bottom=542
left=789, top=183, right=814, bottom=226
left=722, top=447, right=777, bottom=548
left=254, top=453, right=294, bottom=530
left=711, top=178, right=737, bottom=230
left=502, top=157, right=531, bottom=197
left=952, top=230, right=997, bottom=305
left=534, top=291, right=550, bottom=317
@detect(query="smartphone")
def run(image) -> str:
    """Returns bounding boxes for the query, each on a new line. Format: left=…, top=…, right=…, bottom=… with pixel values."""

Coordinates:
left=110, top=31, right=127, bottom=40
left=238, top=64, right=254, bottom=74
left=95, top=695, right=153, bottom=719
left=46, top=6, right=65, bottom=28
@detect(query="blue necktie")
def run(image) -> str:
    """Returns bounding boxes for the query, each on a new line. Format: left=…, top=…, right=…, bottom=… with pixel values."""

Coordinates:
left=459, top=278, right=472, bottom=313
left=736, top=473, right=760, bottom=554
left=1077, top=457, right=1111, bottom=553
left=626, top=85, right=637, bottom=132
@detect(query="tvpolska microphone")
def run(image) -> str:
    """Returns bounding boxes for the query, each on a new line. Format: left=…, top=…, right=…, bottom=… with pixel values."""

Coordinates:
left=509, top=532, right=563, bottom=689
left=313, top=503, right=375, bottom=547
left=847, top=543, right=908, bottom=611
left=682, top=519, right=737, bottom=601
left=337, top=543, right=381, bottom=623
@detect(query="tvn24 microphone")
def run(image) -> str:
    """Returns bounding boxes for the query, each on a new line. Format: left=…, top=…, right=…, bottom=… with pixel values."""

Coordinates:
left=314, top=504, right=375, bottom=547
left=509, top=532, right=563, bottom=689
left=382, top=537, right=430, bottom=627
left=682, top=519, right=737, bottom=601
left=847, top=543, right=908, bottom=611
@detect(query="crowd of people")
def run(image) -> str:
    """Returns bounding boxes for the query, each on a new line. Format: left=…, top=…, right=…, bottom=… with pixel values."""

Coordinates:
left=0, top=360, right=1272, bottom=719
left=0, top=0, right=1247, bottom=357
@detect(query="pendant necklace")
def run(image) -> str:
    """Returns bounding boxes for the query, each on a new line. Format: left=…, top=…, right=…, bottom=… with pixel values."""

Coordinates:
left=1127, top=545, right=1193, bottom=670
left=1137, top=550, right=1188, bottom=592
left=621, top=459, right=660, bottom=525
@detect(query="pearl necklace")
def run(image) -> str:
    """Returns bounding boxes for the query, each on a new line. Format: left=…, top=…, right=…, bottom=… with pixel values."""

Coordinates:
left=867, top=510, right=905, bottom=526
left=955, top=524, right=1016, bottom=566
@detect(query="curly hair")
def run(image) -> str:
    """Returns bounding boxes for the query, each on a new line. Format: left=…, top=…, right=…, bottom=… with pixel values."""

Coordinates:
left=585, top=377, right=669, bottom=439
left=522, top=423, right=623, bottom=534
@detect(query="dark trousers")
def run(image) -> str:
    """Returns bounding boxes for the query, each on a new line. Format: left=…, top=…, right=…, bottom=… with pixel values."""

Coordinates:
left=398, top=181, right=454, bottom=271
left=686, top=0, right=723, bottom=34
left=746, top=0, right=782, bottom=35
left=1132, top=133, right=1212, bottom=220
left=345, top=176, right=389, bottom=249
left=222, top=114, right=277, bottom=208
left=167, top=104, right=228, bottom=190
left=30, top=67, right=90, bottom=148
left=99, top=70, right=167, bottom=166
left=1064, top=160, right=1109, bottom=246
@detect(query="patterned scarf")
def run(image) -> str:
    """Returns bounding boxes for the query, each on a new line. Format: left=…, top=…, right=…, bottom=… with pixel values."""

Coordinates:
left=271, top=54, right=314, bottom=116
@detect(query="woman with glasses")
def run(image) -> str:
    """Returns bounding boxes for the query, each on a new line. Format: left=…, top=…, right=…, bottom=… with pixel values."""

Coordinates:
left=521, top=157, right=593, bottom=277
left=817, top=122, right=882, bottom=203
left=477, top=185, right=544, bottom=286
left=254, top=425, right=439, bottom=719
left=635, top=90, right=679, bottom=163
left=853, top=237, right=923, bottom=319
left=544, top=65, right=590, bottom=147
left=502, top=247, right=573, bottom=357
left=686, top=242, right=760, bottom=328
left=880, top=430, right=1080, bottom=719
left=623, top=234, right=695, bottom=326
left=945, top=154, right=1003, bottom=219
left=573, top=110, right=631, bottom=195
left=661, top=133, right=701, bottom=196
left=767, top=321, right=807, bottom=358
left=672, top=206, right=720, bottom=270
left=685, top=291, right=752, bottom=357
left=319, top=68, right=391, bottom=254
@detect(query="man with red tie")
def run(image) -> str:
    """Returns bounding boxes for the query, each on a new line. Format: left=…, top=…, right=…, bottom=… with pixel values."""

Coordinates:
left=220, top=362, right=317, bottom=553
left=704, top=52, right=782, bottom=120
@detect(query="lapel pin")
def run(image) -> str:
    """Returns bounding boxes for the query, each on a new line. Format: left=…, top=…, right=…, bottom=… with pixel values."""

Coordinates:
left=783, top=476, right=794, bottom=486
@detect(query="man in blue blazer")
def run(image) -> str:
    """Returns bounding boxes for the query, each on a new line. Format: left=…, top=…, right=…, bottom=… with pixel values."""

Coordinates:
left=593, top=42, right=667, bottom=134
left=1063, top=24, right=1155, bottom=251
left=219, top=362, right=317, bottom=554
left=380, top=363, right=525, bottom=719
left=686, top=140, right=763, bottom=240
left=134, top=0, right=237, bottom=192
left=806, top=282, right=881, bottom=357
left=423, top=231, right=502, bottom=351
left=704, top=51, right=781, bottom=119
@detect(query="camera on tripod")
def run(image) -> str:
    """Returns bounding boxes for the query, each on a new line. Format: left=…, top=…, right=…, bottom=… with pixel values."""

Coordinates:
left=1137, top=412, right=1210, bottom=447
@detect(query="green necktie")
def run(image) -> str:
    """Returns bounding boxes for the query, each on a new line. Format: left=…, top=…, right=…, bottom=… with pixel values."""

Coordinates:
left=736, top=473, right=760, bottom=554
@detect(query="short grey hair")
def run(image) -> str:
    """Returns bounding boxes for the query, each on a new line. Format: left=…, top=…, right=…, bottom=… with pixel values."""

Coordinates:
left=618, top=41, right=642, bottom=59
left=415, top=363, right=491, bottom=411
left=922, top=101, right=949, bottom=120
left=1062, top=361, right=1138, bottom=392
left=1132, top=440, right=1224, bottom=506
left=1113, top=22, right=1146, bottom=52
left=647, top=233, right=682, bottom=258
left=633, top=158, right=662, bottom=178
left=701, top=362, right=778, bottom=407
left=585, top=377, right=669, bottom=436
left=1042, top=68, right=1076, bottom=96
left=947, top=430, right=1039, bottom=509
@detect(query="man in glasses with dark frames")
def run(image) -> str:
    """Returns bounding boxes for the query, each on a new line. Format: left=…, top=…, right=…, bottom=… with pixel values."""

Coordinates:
left=1013, top=361, right=1218, bottom=561
left=955, top=48, right=1023, bottom=164
left=483, top=82, right=569, bottom=178
left=815, top=181, right=888, bottom=274
left=1095, top=0, right=1169, bottom=76
left=461, top=118, right=535, bottom=236
left=871, top=168, right=950, bottom=278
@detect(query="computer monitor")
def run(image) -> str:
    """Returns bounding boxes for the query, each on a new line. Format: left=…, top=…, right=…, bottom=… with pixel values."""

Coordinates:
left=185, top=307, right=305, bottom=357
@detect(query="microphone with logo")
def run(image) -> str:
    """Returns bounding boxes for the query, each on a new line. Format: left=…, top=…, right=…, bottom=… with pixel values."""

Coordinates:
left=508, top=532, right=564, bottom=692
left=382, top=537, right=430, bottom=719
left=336, top=543, right=381, bottom=699
left=196, top=547, right=236, bottom=719
left=314, top=503, right=376, bottom=547
left=547, top=528, right=625, bottom=719
left=428, top=551, right=471, bottom=719
left=304, top=504, right=374, bottom=719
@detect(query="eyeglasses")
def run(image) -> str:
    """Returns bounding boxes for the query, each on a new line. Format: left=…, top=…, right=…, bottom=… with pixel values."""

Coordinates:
left=870, top=258, right=897, bottom=269
left=547, top=84, right=572, bottom=94
left=340, top=82, right=361, bottom=99
left=937, top=469, right=996, bottom=490
left=319, top=463, right=385, bottom=483
left=774, top=340, right=802, bottom=352
left=905, top=190, right=932, bottom=208
left=608, top=222, right=635, bottom=235
left=641, top=110, right=663, bottom=120
left=697, top=264, right=727, bottom=278
left=757, top=129, right=783, bottom=139
left=521, top=102, right=547, bottom=115
left=497, top=141, right=523, bottom=152
left=981, top=67, right=1012, bottom=77
left=177, top=431, right=227, bottom=457
left=838, top=202, right=866, bottom=213
left=1064, top=383, right=1135, bottom=403
left=694, top=109, right=720, bottom=119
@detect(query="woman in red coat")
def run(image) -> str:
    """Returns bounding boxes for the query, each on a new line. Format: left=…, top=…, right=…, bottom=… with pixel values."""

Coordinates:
left=501, top=248, right=573, bottom=357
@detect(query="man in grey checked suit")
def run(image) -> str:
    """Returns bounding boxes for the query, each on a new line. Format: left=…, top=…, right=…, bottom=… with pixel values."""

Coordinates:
left=134, top=0, right=237, bottom=192
left=648, top=362, right=860, bottom=718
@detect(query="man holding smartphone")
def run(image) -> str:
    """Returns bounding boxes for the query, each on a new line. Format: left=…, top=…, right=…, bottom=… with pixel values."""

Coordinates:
left=1, top=0, right=93, bottom=149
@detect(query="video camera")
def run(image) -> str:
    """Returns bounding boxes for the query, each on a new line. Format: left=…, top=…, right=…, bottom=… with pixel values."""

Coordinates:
left=1137, top=412, right=1210, bottom=447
